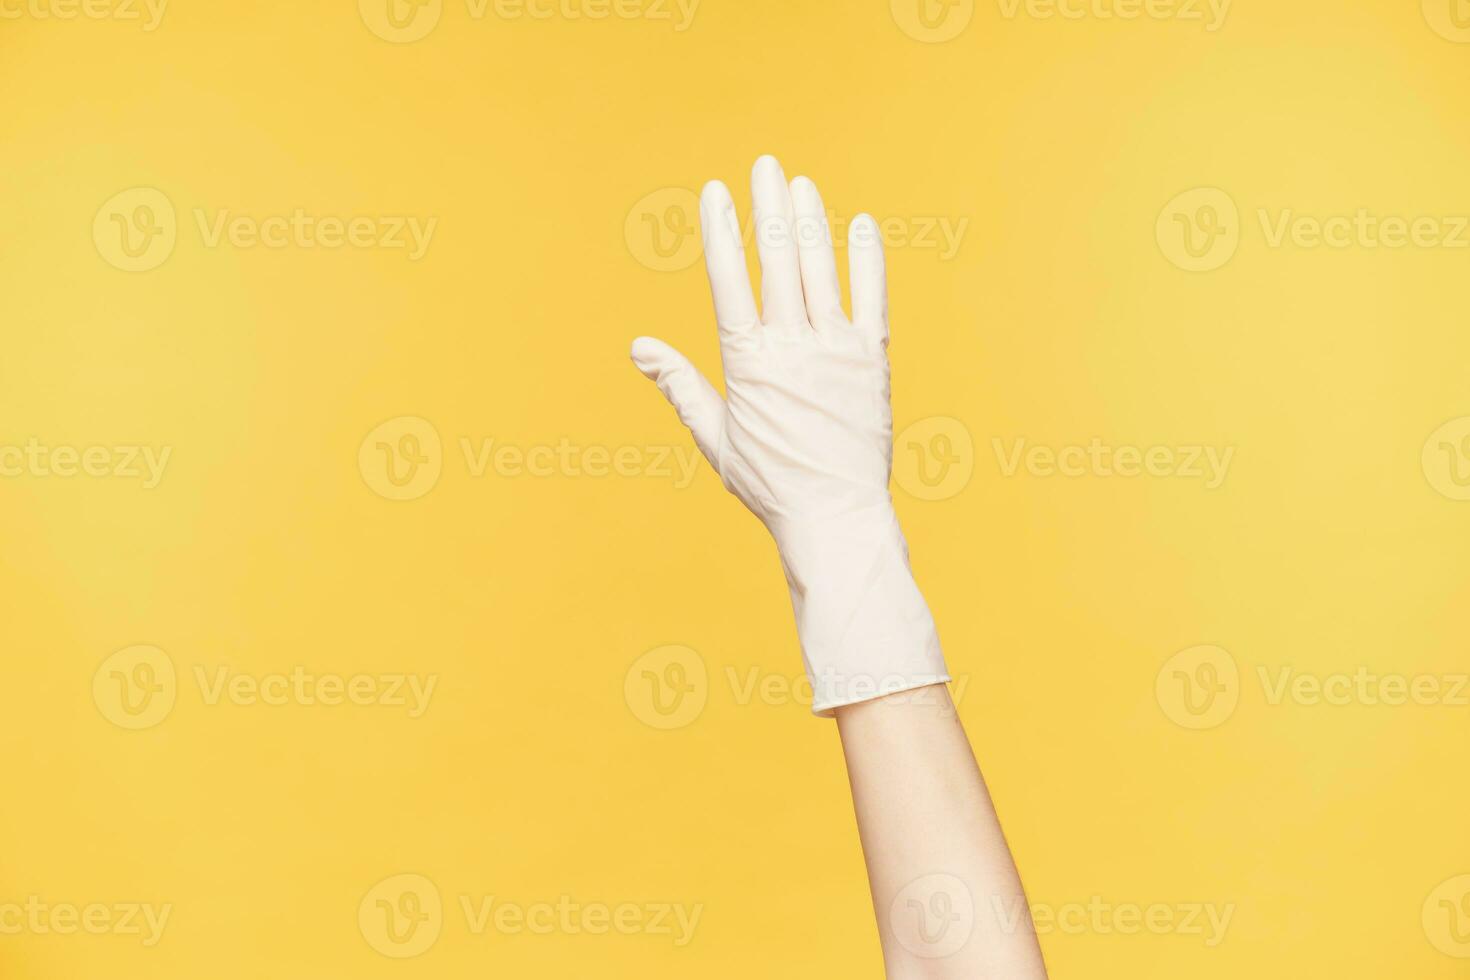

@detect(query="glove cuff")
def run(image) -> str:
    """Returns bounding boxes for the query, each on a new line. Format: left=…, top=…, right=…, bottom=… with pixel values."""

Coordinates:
left=773, top=507, right=951, bottom=716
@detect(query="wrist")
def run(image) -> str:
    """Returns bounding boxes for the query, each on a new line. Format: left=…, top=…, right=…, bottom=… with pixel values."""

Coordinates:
left=770, top=507, right=950, bottom=716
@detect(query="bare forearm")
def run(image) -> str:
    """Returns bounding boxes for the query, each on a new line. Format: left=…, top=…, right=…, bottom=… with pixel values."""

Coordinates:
left=632, top=156, right=1046, bottom=977
left=835, top=686, right=1048, bottom=979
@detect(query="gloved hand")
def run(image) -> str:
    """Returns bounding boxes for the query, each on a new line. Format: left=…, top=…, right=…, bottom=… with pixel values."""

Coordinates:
left=631, top=156, right=949, bottom=715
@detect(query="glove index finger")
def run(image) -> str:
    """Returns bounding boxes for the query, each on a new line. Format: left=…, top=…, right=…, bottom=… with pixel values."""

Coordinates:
left=700, top=180, right=759, bottom=343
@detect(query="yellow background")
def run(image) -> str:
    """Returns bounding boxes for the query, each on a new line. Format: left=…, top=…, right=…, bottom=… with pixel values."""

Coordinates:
left=2, top=0, right=1468, bottom=976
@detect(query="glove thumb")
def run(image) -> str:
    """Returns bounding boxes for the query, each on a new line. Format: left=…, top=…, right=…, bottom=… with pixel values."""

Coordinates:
left=630, top=336, right=725, bottom=468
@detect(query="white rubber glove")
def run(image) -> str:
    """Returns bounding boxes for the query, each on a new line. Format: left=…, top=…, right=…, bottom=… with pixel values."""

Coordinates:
left=631, top=156, right=949, bottom=716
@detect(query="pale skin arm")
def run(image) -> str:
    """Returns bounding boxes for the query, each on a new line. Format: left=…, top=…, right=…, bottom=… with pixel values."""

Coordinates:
left=835, top=685, right=1048, bottom=978
left=631, top=156, right=1047, bottom=977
